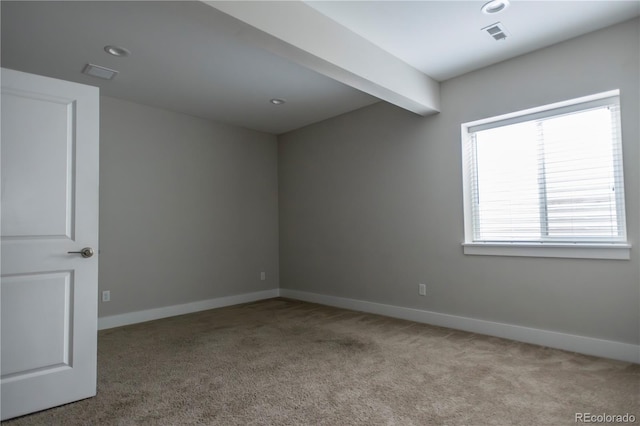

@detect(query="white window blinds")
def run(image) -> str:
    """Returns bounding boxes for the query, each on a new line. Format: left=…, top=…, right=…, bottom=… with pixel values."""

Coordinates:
left=463, top=93, right=627, bottom=244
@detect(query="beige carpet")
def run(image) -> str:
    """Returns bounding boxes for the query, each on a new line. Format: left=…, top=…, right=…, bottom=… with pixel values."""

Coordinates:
left=4, top=298, right=638, bottom=425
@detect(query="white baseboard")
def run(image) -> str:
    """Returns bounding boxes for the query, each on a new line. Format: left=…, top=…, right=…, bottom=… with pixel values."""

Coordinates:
left=279, top=288, right=640, bottom=364
left=97, top=287, right=639, bottom=363
left=98, top=289, right=280, bottom=330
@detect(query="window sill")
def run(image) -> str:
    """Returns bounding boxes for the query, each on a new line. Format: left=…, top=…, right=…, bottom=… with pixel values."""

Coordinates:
left=462, top=243, right=631, bottom=260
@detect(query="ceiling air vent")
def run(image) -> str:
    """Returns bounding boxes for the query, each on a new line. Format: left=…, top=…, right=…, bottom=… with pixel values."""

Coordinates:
left=82, top=63, right=118, bottom=80
left=482, top=22, right=509, bottom=41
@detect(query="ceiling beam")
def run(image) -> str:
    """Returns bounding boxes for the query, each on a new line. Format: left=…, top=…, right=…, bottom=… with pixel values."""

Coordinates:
left=203, top=0, right=440, bottom=116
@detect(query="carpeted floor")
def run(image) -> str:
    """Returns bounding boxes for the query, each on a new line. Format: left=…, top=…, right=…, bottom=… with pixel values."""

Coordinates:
left=4, top=298, right=639, bottom=425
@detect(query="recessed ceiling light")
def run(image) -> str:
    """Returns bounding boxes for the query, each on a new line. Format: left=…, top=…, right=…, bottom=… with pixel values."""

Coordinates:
left=270, top=98, right=286, bottom=105
left=481, top=0, right=510, bottom=14
left=104, top=45, right=131, bottom=57
left=82, top=63, right=119, bottom=80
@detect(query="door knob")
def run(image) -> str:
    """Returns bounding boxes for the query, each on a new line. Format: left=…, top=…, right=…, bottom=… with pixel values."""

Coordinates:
left=67, top=247, right=95, bottom=258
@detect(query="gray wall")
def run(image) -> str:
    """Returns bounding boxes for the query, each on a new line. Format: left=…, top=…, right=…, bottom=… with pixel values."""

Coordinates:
left=99, top=97, right=278, bottom=317
left=278, top=19, right=640, bottom=344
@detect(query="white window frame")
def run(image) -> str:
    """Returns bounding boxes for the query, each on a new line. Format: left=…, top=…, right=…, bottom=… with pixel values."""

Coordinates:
left=460, top=90, right=630, bottom=260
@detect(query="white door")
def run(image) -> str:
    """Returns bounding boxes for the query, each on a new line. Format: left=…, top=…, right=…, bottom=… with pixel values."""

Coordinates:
left=1, top=68, right=99, bottom=420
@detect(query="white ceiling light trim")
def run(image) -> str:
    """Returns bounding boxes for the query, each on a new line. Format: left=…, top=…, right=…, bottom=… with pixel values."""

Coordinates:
left=481, top=0, right=510, bottom=15
left=104, top=45, right=131, bottom=57
left=270, top=98, right=286, bottom=105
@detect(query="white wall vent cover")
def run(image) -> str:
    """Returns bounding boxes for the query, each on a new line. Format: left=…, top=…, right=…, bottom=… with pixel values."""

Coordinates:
left=82, top=63, right=118, bottom=80
left=482, top=22, right=509, bottom=41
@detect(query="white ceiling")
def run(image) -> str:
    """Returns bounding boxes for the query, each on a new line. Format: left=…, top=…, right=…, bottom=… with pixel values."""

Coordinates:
left=2, top=1, right=639, bottom=135
left=1, top=1, right=378, bottom=134
left=307, top=0, right=640, bottom=81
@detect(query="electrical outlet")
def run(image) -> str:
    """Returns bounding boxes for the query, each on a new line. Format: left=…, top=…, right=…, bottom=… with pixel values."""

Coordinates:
left=102, top=290, right=111, bottom=302
left=418, top=283, right=426, bottom=296
left=260, top=271, right=266, bottom=281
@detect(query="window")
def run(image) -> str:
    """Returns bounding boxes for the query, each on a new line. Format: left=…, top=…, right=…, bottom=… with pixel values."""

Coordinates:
left=461, top=91, right=630, bottom=259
